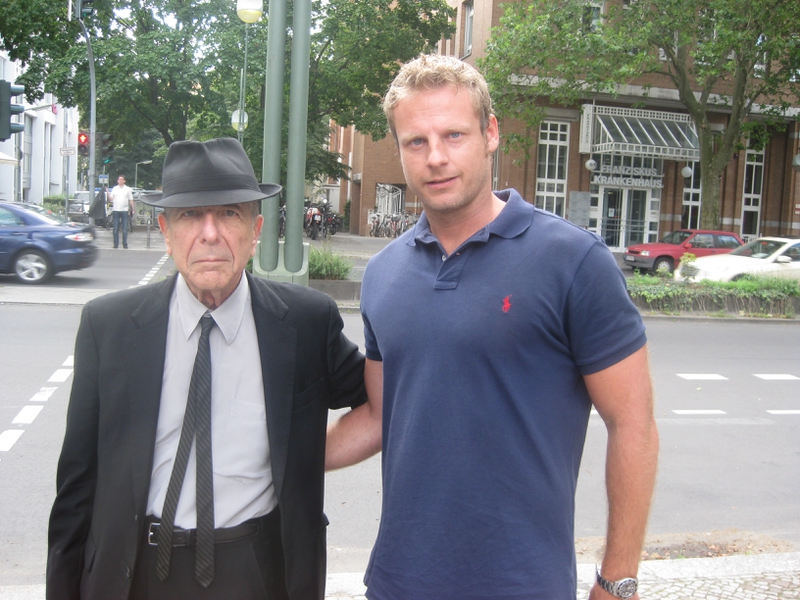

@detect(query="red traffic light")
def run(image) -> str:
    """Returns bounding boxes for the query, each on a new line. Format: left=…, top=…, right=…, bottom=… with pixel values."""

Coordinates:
left=78, top=132, right=89, bottom=156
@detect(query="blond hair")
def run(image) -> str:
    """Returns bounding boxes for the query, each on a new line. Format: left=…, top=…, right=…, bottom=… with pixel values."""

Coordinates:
left=383, top=54, right=494, bottom=140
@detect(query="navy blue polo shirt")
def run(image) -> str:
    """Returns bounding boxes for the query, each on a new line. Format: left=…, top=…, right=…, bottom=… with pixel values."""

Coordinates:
left=361, top=189, right=646, bottom=600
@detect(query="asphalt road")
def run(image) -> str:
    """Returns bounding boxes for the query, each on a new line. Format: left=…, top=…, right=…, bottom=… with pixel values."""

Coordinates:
left=0, top=246, right=798, bottom=587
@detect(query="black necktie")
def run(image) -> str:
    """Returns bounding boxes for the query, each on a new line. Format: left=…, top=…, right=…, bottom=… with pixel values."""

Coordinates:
left=156, top=313, right=216, bottom=587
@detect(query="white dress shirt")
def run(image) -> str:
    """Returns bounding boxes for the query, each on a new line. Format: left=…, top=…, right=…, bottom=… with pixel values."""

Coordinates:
left=146, top=273, right=277, bottom=528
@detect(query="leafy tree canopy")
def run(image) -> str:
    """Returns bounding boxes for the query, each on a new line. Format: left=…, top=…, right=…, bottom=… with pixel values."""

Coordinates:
left=1, top=0, right=453, bottom=186
left=481, top=0, right=800, bottom=228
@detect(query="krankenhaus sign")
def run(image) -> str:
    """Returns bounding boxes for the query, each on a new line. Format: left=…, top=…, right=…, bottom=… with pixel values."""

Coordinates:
left=591, top=164, right=664, bottom=188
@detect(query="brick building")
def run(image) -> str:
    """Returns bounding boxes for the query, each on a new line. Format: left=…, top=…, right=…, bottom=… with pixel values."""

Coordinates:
left=335, top=0, right=800, bottom=250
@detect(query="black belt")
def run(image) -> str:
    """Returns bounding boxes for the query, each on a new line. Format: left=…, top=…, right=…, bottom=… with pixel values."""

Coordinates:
left=146, top=518, right=260, bottom=547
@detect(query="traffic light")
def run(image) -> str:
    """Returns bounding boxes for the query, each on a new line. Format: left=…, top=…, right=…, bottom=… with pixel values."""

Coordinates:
left=75, top=0, right=95, bottom=20
left=78, top=132, right=90, bottom=156
left=99, top=133, right=114, bottom=164
left=0, top=80, right=25, bottom=142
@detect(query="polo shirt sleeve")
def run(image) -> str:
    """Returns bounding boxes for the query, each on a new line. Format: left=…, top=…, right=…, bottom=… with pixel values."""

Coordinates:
left=567, top=240, right=646, bottom=375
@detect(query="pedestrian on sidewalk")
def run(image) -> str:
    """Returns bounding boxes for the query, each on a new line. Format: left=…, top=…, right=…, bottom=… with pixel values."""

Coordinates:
left=326, top=54, right=659, bottom=600
left=89, top=185, right=109, bottom=228
left=47, top=138, right=368, bottom=600
left=110, top=174, right=134, bottom=248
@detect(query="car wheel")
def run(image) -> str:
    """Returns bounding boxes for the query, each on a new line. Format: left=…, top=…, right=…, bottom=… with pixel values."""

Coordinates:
left=14, top=250, right=52, bottom=284
left=653, top=257, right=674, bottom=274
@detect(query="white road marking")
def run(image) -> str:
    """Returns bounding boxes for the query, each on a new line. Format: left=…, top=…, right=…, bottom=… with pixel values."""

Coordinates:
left=754, top=374, right=799, bottom=380
left=677, top=374, right=728, bottom=380
left=63, top=356, right=74, bottom=367
left=48, top=369, right=73, bottom=383
left=673, top=409, right=726, bottom=415
left=13, top=405, right=44, bottom=425
left=0, top=430, right=25, bottom=451
left=30, top=387, right=58, bottom=402
left=767, top=410, right=800, bottom=415
left=137, top=254, right=170, bottom=286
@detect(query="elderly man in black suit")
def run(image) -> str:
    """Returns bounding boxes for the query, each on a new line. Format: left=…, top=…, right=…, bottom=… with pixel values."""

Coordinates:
left=47, top=137, right=368, bottom=600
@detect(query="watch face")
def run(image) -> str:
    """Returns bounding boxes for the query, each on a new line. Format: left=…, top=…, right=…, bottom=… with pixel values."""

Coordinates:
left=617, top=578, right=638, bottom=599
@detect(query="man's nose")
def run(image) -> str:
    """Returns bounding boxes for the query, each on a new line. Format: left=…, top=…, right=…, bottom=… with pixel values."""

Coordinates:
left=426, top=138, right=448, bottom=167
left=200, top=213, right=221, bottom=240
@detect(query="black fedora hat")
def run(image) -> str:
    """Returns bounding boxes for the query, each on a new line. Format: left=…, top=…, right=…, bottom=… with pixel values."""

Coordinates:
left=140, top=138, right=281, bottom=208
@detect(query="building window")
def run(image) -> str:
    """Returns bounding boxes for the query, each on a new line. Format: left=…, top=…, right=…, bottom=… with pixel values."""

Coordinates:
left=741, top=147, right=764, bottom=241
left=535, top=121, right=569, bottom=217
left=462, top=1, right=474, bottom=57
left=582, top=1, right=603, bottom=33
left=375, top=183, right=405, bottom=215
left=681, top=162, right=701, bottom=229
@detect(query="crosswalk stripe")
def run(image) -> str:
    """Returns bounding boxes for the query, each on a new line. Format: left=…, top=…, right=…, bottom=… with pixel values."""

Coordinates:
left=48, top=369, right=73, bottom=383
left=0, top=430, right=25, bottom=452
left=673, top=410, right=726, bottom=415
left=754, top=374, right=799, bottom=380
left=12, top=406, right=44, bottom=425
left=677, top=374, right=728, bottom=380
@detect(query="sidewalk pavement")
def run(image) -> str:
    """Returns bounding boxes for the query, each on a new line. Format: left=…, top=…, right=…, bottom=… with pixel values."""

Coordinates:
left=324, top=553, right=800, bottom=599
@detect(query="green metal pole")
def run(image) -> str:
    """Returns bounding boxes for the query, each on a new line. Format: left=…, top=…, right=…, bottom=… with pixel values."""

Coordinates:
left=258, top=0, right=286, bottom=272
left=284, top=0, right=311, bottom=273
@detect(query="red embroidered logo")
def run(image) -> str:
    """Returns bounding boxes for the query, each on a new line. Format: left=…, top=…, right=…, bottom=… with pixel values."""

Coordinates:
left=502, top=295, right=512, bottom=313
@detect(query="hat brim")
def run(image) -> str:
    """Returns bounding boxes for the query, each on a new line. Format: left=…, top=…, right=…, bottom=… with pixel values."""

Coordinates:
left=140, top=183, right=281, bottom=207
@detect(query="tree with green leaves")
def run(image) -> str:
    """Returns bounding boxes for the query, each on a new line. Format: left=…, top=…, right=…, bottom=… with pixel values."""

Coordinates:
left=2, top=0, right=453, bottom=187
left=482, top=0, right=800, bottom=229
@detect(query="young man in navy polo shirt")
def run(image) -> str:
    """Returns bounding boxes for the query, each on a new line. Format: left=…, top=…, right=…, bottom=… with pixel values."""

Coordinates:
left=326, top=55, right=659, bottom=600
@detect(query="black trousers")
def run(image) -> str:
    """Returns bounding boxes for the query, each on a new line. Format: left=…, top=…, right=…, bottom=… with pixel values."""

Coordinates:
left=129, top=509, right=289, bottom=600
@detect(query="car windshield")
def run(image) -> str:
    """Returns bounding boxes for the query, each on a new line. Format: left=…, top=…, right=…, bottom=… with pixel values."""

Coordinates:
left=660, top=231, right=692, bottom=245
left=730, top=239, right=785, bottom=259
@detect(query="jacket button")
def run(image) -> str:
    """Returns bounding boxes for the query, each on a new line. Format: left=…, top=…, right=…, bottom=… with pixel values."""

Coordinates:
left=126, top=567, right=131, bottom=578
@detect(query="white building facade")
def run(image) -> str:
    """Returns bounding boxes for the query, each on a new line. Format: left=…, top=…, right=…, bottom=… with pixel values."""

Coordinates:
left=1, top=51, right=80, bottom=205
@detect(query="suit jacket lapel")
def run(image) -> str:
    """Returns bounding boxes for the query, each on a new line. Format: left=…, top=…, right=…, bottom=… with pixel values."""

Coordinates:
left=124, top=275, right=176, bottom=513
left=247, top=273, right=293, bottom=500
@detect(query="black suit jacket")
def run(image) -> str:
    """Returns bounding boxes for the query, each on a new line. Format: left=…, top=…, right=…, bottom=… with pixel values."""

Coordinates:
left=46, top=272, right=367, bottom=600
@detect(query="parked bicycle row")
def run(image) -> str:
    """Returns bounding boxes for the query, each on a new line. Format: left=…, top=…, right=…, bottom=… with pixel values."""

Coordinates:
left=368, top=211, right=418, bottom=238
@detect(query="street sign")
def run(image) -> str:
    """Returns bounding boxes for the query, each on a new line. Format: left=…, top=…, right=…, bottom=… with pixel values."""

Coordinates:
left=98, top=173, right=108, bottom=184
left=60, top=147, right=76, bottom=156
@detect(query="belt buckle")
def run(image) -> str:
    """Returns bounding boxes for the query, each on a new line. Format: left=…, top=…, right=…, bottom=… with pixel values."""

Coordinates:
left=148, top=523, right=159, bottom=546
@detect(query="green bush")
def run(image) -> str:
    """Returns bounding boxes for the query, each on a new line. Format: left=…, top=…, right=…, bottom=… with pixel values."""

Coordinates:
left=343, top=200, right=351, bottom=232
left=627, top=274, right=800, bottom=317
left=308, top=244, right=352, bottom=280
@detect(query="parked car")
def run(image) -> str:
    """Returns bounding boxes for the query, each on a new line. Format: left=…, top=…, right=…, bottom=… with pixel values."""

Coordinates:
left=624, top=229, right=744, bottom=273
left=68, top=191, right=93, bottom=222
left=0, top=201, right=98, bottom=283
left=674, top=236, right=800, bottom=282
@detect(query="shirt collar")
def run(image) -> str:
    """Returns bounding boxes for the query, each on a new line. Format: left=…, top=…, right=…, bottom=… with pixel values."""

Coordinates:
left=175, top=272, right=249, bottom=344
left=409, top=188, right=533, bottom=248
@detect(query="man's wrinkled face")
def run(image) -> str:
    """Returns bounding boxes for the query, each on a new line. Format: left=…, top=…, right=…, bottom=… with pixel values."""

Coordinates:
left=158, top=203, right=263, bottom=309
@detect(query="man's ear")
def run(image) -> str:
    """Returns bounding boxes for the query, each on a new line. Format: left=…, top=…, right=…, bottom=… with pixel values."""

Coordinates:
left=251, top=214, right=264, bottom=256
left=157, top=212, right=172, bottom=255
left=485, top=114, right=500, bottom=155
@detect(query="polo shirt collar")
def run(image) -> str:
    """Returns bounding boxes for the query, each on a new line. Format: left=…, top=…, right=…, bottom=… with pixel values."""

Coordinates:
left=409, top=188, right=533, bottom=248
left=175, top=272, right=249, bottom=345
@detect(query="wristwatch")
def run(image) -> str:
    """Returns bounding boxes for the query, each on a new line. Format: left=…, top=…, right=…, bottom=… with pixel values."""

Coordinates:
left=596, top=567, right=638, bottom=599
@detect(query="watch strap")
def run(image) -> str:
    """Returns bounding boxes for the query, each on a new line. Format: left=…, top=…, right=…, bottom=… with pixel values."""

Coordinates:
left=596, top=567, right=638, bottom=599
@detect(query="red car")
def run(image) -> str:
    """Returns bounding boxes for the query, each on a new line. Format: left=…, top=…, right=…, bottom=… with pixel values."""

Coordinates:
left=624, top=229, right=744, bottom=273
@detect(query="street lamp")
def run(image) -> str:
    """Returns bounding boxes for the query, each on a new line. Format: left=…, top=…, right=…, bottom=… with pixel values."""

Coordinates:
left=235, top=0, right=263, bottom=143
left=135, top=159, right=152, bottom=189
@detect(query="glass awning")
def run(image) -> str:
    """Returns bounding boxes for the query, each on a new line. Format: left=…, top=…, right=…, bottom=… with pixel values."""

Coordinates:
left=580, top=105, right=700, bottom=160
